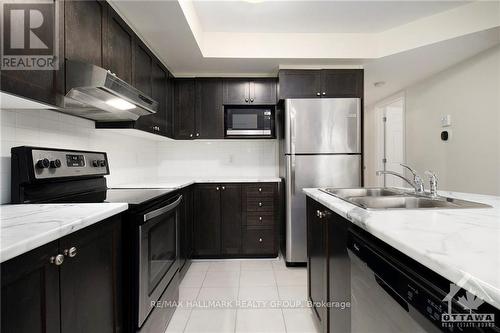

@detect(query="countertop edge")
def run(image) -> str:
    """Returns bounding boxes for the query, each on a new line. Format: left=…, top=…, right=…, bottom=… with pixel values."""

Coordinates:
left=1, top=203, right=129, bottom=263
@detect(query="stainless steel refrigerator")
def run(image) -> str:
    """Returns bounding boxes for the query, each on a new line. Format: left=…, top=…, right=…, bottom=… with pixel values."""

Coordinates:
left=279, top=98, right=362, bottom=265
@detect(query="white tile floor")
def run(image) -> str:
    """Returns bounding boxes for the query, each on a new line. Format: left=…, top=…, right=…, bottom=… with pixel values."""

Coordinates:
left=165, top=258, right=318, bottom=333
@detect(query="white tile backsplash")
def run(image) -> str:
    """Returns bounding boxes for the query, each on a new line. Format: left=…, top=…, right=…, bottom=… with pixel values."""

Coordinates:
left=1, top=109, right=279, bottom=203
left=157, top=140, right=278, bottom=179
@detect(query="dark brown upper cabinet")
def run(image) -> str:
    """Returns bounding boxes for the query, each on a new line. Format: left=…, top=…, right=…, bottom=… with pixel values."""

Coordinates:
left=223, top=78, right=277, bottom=105
left=132, top=41, right=152, bottom=97
left=195, top=78, right=223, bottom=139
left=278, top=69, right=363, bottom=99
left=104, top=7, right=133, bottom=84
left=173, top=78, right=196, bottom=139
left=64, top=0, right=105, bottom=69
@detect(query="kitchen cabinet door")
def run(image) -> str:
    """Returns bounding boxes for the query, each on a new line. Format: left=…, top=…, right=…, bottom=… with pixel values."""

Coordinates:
left=135, top=61, right=165, bottom=134
left=174, top=79, right=196, bottom=139
left=64, top=0, right=105, bottom=68
left=307, top=197, right=329, bottom=333
left=278, top=70, right=322, bottom=99
left=250, top=78, right=277, bottom=105
left=195, top=78, right=223, bottom=139
left=321, top=69, right=363, bottom=98
left=221, top=184, right=242, bottom=255
left=164, top=72, right=174, bottom=137
left=104, top=6, right=133, bottom=84
left=59, top=215, right=122, bottom=333
left=1, top=241, right=61, bottom=333
left=193, top=185, right=222, bottom=256
left=133, top=41, right=152, bottom=97
left=223, top=78, right=250, bottom=104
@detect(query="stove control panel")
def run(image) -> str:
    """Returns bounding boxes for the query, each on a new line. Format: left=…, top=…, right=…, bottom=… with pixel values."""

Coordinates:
left=31, top=148, right=109, bottom=179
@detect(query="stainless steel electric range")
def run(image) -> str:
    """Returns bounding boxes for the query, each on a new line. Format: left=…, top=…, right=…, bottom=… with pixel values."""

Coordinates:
left=11, top=146, right=180, bottom=333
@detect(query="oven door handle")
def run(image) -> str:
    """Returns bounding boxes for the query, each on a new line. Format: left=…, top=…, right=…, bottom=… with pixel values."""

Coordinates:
left=143, top=195, right=183, bottom=222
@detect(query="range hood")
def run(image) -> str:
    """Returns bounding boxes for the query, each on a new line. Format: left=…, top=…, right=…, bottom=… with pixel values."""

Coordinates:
left=59, top=60, right=158, bottom=121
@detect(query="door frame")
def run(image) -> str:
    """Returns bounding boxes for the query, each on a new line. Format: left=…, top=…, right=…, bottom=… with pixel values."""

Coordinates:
left=373, top=92, right=406, bottom=187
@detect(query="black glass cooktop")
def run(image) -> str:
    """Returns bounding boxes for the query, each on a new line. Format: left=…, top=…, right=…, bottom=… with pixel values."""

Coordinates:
left=104, top=188, right=176, bottom=205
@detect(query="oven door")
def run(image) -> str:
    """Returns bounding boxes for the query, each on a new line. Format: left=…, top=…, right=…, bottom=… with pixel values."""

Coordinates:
left=225, top=108, right=273, bottom=136
left=138, top=195, right=182, bottom=327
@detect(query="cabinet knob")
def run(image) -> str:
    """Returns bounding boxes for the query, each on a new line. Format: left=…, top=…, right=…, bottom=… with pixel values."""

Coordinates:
left=258, top=187, right=262, bottom=192
left=50, top=254, right=65, bottom=266
left=196, top=133, right=200, bottom=137
left=245, top=98, right=249, bottom=102
left=190, top=134, right=193, bottom=138
left=222, top=186, right=225, bottom=190
left=250, top=98, right=254, bottom=102
left=316, top=210, right=330, bottom=220
left=322, top=92, right=326, bottom=95
left=258, top=202, right=263, bottom=207
left=64, top=247, right=77, bottom=258
left=259, top=238, right=263, bottom=243
left=316, top=92, right=321, bottom=96
left=259, top=216, right=263, bottom=221
left=216, top=186, right=220, bottom=191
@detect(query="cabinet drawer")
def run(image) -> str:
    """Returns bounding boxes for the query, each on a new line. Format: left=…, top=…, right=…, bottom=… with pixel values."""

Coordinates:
left=246, top=197, right=274, bottom=212
left=244, top=184, right=275, bottom=197
left=246, top=213, right=274, bottom=227
left=242, top=228, right=274, bottom=255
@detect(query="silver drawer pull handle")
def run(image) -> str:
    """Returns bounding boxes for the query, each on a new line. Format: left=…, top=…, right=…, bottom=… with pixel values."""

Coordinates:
left=259, top=238, right=263, bottom=243
left=64, top=247, right=77, bottom=258
left=50, top=254, right=64, bottom=266
left=222, top=186, right=225, bottom=190
left=258, top=202, right=262, bottom=207
left=259, top=216, right=263, bottom=221
left=353, top=243, right=360, bottom=252
left=216, top=187, right=220, bottom=191
left=258, top=188, right=262, bottom=192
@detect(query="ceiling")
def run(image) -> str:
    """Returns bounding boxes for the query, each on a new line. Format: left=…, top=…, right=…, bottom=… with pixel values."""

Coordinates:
left=110, top=0, right=500, bottom=105
left=192, top=1, right=468, bottom=33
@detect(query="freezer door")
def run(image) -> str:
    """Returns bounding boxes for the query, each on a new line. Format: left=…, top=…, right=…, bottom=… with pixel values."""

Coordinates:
left=285, top=154, right=361, bottom=263
left=284, top=98, right=361, bottom=154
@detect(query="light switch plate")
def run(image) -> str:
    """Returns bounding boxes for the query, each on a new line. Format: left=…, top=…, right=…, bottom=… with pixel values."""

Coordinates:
left=441, top=115, right=452, bottom=127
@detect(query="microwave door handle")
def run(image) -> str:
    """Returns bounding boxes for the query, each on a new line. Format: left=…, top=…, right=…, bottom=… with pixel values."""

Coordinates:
left=143, top=195, right=183, bottom=222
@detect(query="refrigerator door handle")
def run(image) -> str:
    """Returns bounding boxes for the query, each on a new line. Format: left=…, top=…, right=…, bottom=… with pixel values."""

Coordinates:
left=291, top=154, right=296, bottom=195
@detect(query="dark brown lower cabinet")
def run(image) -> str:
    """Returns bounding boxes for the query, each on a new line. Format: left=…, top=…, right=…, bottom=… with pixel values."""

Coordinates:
left=193, top=184, right=222, bottom=256
left=1, top=215, right=122, bottom=333
left=307, top=197, right=329, bottom=333
left=193, top=182, right=278, bottom=258
left=221, top=184, right=242, bottom=255
left=179, top=186, right=194, bottom=278
left=306, top=197, right=350, bottom=333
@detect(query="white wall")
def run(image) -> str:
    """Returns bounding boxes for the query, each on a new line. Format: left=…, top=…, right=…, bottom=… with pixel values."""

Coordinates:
left=156, top=140, right=278, bottom=179
left=365, top=45, right=500, bottom=195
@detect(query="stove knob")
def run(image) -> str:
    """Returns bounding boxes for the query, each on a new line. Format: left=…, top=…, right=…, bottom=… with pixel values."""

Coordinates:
left=99, top=160, right=107, bottom=167
left=50, top=159, right=61, bottom=168
left=92, top=160, right=100, bottom=167
left=36, top=158, right=50, bottom=169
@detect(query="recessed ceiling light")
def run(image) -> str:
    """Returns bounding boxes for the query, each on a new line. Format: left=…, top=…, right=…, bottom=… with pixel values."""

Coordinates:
left=373, top=81, right=386, bottom=87
left=105, top=98, right=135, bottom=110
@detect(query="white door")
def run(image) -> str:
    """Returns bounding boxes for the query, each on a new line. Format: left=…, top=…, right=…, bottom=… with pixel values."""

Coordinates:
left=384, top=103, right=405, bottom=187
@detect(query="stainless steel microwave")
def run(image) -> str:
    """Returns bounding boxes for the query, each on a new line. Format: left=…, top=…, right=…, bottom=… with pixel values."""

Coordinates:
left=225, top=107, right=275, bottom=138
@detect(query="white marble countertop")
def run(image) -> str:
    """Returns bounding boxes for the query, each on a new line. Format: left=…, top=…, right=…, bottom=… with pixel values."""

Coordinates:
left=303, top=188, right=500, bottom=310
left=113, top=177, right=282, bottom=190
left=0, top=203, right=128, bottom=263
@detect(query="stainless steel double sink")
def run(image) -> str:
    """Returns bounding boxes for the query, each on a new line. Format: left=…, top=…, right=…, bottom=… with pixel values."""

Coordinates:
left=320, top=187, right=491, bottom=210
